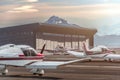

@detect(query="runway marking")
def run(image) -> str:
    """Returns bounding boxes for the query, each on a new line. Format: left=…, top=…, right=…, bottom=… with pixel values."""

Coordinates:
left=66, top=65, right=120, bottom=69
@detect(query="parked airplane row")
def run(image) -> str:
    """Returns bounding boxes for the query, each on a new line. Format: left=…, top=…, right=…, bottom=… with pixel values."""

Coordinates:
left=67, top=42, right=120, bottom=62
left=0, top=44, right=89, bottom=76
left=0, top=43, right=120, bottom=76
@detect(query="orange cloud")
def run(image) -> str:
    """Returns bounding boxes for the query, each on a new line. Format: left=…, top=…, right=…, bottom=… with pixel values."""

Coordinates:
left=26, top=0, right=38, bottom=2
left=7, top=5, right=39, bottom=13
left=33, top=3, right=120, bottom=19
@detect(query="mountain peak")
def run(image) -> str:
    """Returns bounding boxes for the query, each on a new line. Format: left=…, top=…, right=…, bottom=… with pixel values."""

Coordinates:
left=45, top=16, right=68, bottom=24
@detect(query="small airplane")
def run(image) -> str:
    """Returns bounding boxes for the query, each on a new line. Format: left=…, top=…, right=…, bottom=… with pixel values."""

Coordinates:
left=54, top=45, right=66, bottom=52
left=82, top=42, right=115, bottom=55
left=0, top=44, right=89, bottom=76
left=53, top=45, right=69, bottom=55
left=67, top=42, right=118, bottom=62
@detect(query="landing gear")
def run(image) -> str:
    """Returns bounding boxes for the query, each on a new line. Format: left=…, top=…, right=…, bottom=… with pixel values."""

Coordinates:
left=2, top=73, right=6, bottom=76
left=0, top=65, right=8, bottom=76
left=88, top=59, right=92, bottom=62
left=31, top=69, right=44, bottom=76
left=2, top=69, right=8, bottom=76
left=33, top=73, right=37, bottom=75
left=38, top=69, right=44, bottom=76
left=104, top=58, right=114, bottom=62
left=108, top=58, right=114, bottom=62
left=38, top=74, right=43, bottom=77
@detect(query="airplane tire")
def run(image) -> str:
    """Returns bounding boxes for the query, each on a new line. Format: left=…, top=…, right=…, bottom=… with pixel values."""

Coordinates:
left=1, top=69, right=8, bottom=76
left=104, top=59, right=107, bottom=62
left=2, top=73, right=6, bottom=76
left=105, top=58, right=114, bottom=62
left=109, top=59, right=114, bottom=62
left=88, top=59, right=92, bottom=62
left=38, top=74, right=43, bottom=76
left=33, top=73, right=37, bottom=75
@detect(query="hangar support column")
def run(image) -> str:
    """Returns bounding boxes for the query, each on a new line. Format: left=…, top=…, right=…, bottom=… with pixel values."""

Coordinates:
left=33, top=31, right=37, bottom=49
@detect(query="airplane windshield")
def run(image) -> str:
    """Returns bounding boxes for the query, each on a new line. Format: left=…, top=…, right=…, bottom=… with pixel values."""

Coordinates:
left=21, top=48, right=36, bottom=56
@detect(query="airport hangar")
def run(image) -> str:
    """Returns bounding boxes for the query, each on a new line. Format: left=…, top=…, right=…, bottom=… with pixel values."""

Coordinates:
left=0, top=23, right=97, bottom=51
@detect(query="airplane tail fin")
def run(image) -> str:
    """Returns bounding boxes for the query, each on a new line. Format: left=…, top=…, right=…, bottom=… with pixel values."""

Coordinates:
left=82, top=42, right=88, bottom=53
left=82, top=42, right=91, bottom=55
left=40, top=44, right=46, bottom=54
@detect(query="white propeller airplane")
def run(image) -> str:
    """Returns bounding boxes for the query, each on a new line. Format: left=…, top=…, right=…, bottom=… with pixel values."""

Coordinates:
left=0, top=44, right=89, bottom=76
left=82, top=42, right=115, bottom=55
left=67, top=42, right=119, bottom=62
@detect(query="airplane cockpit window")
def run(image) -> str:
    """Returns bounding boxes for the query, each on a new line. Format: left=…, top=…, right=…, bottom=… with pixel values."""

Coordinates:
left=21, top=48, right=36, bottom=56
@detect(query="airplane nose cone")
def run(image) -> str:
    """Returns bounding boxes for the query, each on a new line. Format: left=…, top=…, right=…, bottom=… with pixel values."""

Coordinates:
left=37, top=53, right=44, bottom=57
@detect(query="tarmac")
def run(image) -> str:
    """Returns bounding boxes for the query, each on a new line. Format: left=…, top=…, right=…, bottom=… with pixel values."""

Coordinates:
left=1, top=54, right=120, bottom=80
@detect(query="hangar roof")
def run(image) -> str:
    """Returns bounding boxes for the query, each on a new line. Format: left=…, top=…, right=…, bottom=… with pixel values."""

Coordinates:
left=0, top=23, right=97, bottom=36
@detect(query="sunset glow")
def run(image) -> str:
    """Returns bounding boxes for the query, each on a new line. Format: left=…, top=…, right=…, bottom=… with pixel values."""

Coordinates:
left=0, top=0, right=120, bottom=35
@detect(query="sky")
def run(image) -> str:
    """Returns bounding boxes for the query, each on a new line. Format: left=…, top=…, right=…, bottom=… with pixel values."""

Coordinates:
left=0, top=0, right=120, bottom=36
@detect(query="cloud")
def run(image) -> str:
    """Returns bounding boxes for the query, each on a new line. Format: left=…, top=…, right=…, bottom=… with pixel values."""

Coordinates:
left=0, top=0, right=39, bottom=6
left=31, top=3, right=120, bottom=19
left=26, top=0, right=39, bottom=2
left=2, top=2, right=120, bottom=18
left=1, top=2, right=120, bottom=35
left=7, top=5, right=39, bottom=13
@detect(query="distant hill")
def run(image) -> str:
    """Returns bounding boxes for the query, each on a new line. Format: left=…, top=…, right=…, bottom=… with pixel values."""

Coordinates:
left=94, top=35, right=120, bottom=48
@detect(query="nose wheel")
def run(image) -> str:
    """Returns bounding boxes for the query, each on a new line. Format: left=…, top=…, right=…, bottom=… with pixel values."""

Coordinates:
left=1, top=67, right=8, bottom=76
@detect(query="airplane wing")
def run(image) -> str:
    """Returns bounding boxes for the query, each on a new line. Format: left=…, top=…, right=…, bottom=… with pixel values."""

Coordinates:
left=26, top=58, right=89, bottom=69
left=67, top=51, right=86, bottom=58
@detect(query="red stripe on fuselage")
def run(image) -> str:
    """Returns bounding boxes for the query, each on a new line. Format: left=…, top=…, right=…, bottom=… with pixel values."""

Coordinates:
left=0, top=56, right=43, bottom=60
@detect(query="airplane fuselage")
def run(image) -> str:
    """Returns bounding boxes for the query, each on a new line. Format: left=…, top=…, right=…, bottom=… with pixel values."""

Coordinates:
left=0, top=56, right=43, bottom=66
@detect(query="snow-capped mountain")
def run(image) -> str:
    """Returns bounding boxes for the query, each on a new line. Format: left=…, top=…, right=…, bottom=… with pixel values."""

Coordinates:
left=45, top=16, right=80, bottom=27
left=45, top=16, right=68, bottom=24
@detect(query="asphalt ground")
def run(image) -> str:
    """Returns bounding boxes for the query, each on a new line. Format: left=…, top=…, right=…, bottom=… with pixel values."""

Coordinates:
left=1, top=54, right=120, bottom=80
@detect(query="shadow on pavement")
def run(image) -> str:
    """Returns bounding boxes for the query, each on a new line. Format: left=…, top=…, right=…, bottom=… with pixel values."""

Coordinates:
left=0, top=75, right=62, bottom=80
